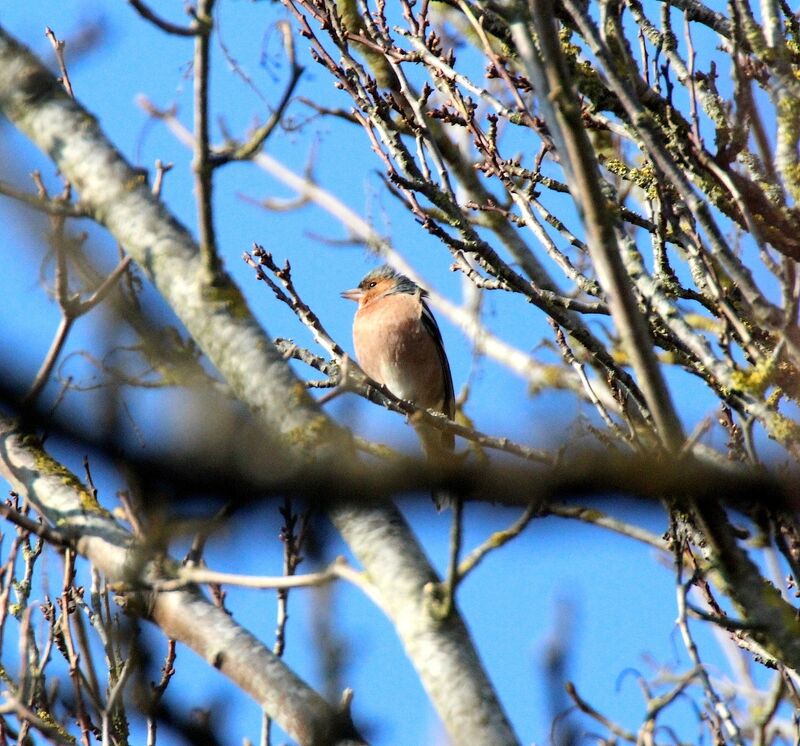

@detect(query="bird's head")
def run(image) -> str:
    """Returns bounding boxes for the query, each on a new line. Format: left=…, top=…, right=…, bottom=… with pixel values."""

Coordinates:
left=341, top=265, right=419, bottom=308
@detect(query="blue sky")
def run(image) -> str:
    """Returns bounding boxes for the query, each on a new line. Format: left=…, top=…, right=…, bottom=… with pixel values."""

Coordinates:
left=0, top=2, right=785, bottom=744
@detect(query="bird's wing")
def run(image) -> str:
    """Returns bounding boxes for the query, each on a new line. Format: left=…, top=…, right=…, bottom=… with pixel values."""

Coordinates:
left=420, top=298, right=456, bottom=422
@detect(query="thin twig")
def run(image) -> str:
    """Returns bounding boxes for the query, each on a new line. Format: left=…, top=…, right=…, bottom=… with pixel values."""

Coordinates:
left=544, top=504, right=668, bottom=551
left=23, top=255, right=131, bottom=407
left=215, top=22, right=304, bottom=165
left=45, top=28, right=74, bottom=99
left=0, top=180, right=89, bottom=216
left=431, top=498, right=464, bottom=619
left=0, top=692, right=73, bottom=745
left=565, top=681, right=637, bottom=742
left=519, top=1, right=685, bottom=452
left=59, top=550, right=93, bottom=746
left=673, top=533, right=746, bottom=745
left=147, top=639, right=177, bottom=746
left=193, top=0, right=219, bottom=280
left=151, top=159, right=173, bottom=197
left=154, top=557, right=363, bottom=592
left=457, top=504, right=537, bottom=580
left=127, top=0, right=197, bottom=36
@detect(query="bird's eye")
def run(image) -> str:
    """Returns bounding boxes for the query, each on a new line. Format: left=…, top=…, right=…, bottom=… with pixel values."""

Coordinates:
left=368, top=281, right=377, bottom=289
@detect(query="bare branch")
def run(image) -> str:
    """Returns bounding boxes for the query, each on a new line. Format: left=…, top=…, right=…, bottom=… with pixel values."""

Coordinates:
left=127, top=0, right=197, bottom=37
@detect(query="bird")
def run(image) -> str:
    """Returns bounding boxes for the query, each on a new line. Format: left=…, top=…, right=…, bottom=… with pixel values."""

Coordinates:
left=341, top=266, right=455, bottom=505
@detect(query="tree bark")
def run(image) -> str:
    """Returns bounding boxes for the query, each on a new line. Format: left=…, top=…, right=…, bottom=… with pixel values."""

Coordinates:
left=0, top=26, right=519, bottom=745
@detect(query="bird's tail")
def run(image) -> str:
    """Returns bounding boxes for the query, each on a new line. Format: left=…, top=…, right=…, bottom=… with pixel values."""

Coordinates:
left=415, top=423, right=456, bottom=511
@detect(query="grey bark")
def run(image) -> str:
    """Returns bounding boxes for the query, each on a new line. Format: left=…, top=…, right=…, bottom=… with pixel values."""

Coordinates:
left=0, top=26, right=519, bottom=746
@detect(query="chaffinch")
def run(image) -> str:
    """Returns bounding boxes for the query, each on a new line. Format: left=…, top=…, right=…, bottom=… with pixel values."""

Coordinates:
left=342, top=266, right=456, bottom=482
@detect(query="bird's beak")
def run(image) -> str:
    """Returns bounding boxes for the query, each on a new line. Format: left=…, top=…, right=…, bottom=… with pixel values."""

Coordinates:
left=341, top=288, right=362, bottom=302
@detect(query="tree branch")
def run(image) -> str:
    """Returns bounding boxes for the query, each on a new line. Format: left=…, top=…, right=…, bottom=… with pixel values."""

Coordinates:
left=0, top=26, right=520, bottom=746
left=0, top=417, right=364, bottom=746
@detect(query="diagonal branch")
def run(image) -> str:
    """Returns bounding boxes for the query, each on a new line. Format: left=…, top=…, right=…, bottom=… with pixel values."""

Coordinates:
left=0, top=26, right=520, bottom=746
left=0, top=416, right=364, bottom=746
left=514, top=1, right=685, bottom=453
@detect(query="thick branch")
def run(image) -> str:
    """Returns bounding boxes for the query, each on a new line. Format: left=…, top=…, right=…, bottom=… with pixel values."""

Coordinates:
left=515, top=1, right=684, bottom=453
left=0, top=26, right=345, bottom=473
left=0, top=27, right=519, bottom=746
left=0, top=417, right=363, bottom=746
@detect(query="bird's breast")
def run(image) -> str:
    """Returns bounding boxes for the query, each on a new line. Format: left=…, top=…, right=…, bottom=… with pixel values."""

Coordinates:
left=353, top=295, right=446, bottom=411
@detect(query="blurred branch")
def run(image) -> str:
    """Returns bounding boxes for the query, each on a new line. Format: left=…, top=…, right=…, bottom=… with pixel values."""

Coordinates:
left=44, top=27, right=74, bottom=99
left=0, top=416, right=365, bottom=746
left=518, top=0, right=684, bottom=453
left=673, top=535, right=745, bottom=745
left=456, top=504, right=536, bottom=580
left=0, top=691, right=75, bottom=745
left=214, top=21, right=303, bottom=165
left=127, top=0, right=197, bottom=37
left=0, top=178, right=90, bottom=216
left=0, top=28, right=521, bottom=745
left=1, top=375, right=794, bottom=514
left=564, top=681, right=637, bottom=743
left=155, top=556, right=377, bottom=602
left=21, top=175, right=131, bottom=408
